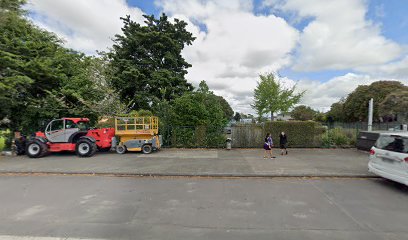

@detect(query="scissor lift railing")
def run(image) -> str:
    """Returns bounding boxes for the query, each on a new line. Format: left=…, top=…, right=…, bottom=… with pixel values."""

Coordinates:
left=115, top=116, right=159, bottom=136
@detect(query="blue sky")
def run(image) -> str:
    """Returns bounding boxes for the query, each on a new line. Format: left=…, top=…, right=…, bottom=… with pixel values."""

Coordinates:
left=27, top=0, right=408, bottom=113
left=367, top=0, right=408, bottom=44
left=127, top=0, right=158, bottom=15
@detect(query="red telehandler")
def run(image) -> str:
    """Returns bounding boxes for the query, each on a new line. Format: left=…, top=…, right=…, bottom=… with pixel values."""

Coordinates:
left=24, top=118, right=115, bottom=158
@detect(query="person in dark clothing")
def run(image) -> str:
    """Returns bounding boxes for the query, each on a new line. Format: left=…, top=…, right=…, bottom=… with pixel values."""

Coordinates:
left=279, top=132, right=288, bottom=155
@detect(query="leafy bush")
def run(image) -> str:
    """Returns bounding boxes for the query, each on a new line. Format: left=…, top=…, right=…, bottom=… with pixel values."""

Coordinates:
left=0, top=136, right=4, bottom=151
left=0, top=130, right=12, bottom=151
left=153, top=82, right=229, bottom=148
left=330, top=128, right=349, bottom=146
left=321, top=133, right=333, bottom=148
left=321, top=128, right=357, bottom=148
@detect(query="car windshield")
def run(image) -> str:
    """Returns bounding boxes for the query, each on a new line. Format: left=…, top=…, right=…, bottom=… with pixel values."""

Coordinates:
left=375, top=135, right=408, bottom=153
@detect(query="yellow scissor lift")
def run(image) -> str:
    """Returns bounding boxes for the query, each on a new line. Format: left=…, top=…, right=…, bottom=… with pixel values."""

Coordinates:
left=114, top=116, right=161, bottom=154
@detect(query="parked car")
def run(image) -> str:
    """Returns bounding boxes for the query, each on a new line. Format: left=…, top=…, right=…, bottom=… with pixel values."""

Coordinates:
left=368, top=132, right=408, bottom=186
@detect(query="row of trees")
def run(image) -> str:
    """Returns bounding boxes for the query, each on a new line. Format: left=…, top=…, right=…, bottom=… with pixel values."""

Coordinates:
left=276, top=80, right=408, bottom=123
left=327, top=81, right=408, bottom=123
left=288, top=81, right=408, bottom=123
left=1, top=0, right=120, bottom=132
left=250, top=75, right=407, bottom=123
left=0, top=1, right=234, bottom=134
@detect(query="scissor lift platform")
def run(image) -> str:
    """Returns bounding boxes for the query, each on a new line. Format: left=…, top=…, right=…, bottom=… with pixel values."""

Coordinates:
left=114, top=116, right=161, bottom=154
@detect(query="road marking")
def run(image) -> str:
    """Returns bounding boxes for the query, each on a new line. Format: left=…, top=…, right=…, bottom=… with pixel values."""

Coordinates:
left=0, top=236, right=106, bottom=240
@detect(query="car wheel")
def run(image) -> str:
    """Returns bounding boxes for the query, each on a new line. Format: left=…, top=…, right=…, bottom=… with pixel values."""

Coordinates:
left=75, top=139, right=97, bottom=157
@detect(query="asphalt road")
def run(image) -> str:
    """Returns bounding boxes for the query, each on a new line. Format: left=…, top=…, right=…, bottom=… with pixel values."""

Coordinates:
left=0, top=175, right=407, bottom=240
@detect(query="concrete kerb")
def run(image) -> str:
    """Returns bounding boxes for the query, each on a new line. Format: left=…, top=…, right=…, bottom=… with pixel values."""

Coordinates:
left=0, top=171, right=379, bottom=179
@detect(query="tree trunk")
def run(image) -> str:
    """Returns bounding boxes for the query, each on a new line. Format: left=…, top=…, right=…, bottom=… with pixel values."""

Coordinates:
left=270, top=111, right=274, bottom=121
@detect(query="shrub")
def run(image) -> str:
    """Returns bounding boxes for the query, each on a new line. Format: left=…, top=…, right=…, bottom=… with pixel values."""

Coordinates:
left=321, top=133, right=333, bottom=148
left=0, top=136, right=4, bottom=151
left=322, top=128, right=357, bottom=148
left=330, top=128, right=349, bottom=146
left=0, top=130, right=12, bottom=151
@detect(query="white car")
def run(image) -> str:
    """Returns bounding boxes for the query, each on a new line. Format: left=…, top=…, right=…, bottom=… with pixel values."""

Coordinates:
left=368, top=132, right=408, bottom=186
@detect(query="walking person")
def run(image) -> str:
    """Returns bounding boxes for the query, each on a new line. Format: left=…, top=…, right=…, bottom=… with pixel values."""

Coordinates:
left=263, top=133, right=276, bottom=159
left=279, top=132, right=288, bottom=155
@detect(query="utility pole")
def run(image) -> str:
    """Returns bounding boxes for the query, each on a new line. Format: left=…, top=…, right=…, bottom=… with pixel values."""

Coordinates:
left=368, top=98, right=373, bottom=131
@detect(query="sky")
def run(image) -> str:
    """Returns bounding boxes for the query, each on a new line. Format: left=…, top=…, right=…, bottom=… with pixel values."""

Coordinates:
left=26, top=0, right=408, bottom=114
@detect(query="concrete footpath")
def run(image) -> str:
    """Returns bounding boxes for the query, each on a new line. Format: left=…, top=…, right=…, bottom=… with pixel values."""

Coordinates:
left=0, top=148, right=373, bottom=177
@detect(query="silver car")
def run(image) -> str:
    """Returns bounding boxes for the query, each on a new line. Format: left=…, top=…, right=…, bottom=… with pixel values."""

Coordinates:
left=368, top=132, right=408, bottom=186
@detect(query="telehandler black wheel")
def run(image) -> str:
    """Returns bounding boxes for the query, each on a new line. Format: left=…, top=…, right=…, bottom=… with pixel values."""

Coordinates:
left=26, top=140, right=48, bottom=158
left=76, top=138, right=97, bottom=157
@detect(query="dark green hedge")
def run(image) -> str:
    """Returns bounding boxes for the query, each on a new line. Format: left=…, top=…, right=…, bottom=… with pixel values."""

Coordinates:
left=163, top=126, right=226, bottom=148
left=265, top=121, right=324, bottom=147
left=232, top=121, right=325, bottom=148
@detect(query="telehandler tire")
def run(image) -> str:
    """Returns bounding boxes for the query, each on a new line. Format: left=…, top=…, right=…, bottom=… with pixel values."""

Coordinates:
left=76, top=138, right=97, bottom=157
left=26, top=140, right=48, bottom=158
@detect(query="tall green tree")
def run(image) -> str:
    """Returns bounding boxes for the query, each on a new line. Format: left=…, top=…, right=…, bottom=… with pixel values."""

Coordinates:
left=233, top=112, right=241, bottom=122
left=252, top=73, right=304, bottom=121
left=170, top=81, right=226, bottom=127
left=0, top=1, right=115, bottom=132
left=291, top=105, right=316, bottom=121
left=215, top=96, right=233, bottom=120
left=327, top=99, right=345, bottom=122
left=0, top=0, right=25, bottom=13
left=0, top=0, right=63, bottom=131
left=108, top=13, right=195, bottom=110
left=342, top=81, right=407, bottom=122
left=195, top=80, right=233, bottom=120
left=379, top=90, right=408, bottom=122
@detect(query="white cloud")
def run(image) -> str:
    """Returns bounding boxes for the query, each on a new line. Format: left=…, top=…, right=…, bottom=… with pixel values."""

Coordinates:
left=25, top=0, right=408, bottom=114
left=156, top=0, right=299, bottom=113
left=264, top=0, right=403, bottom=72
left=26, top=0, right=145, bottom=54
left=357, top=56, right=408, bottom=79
